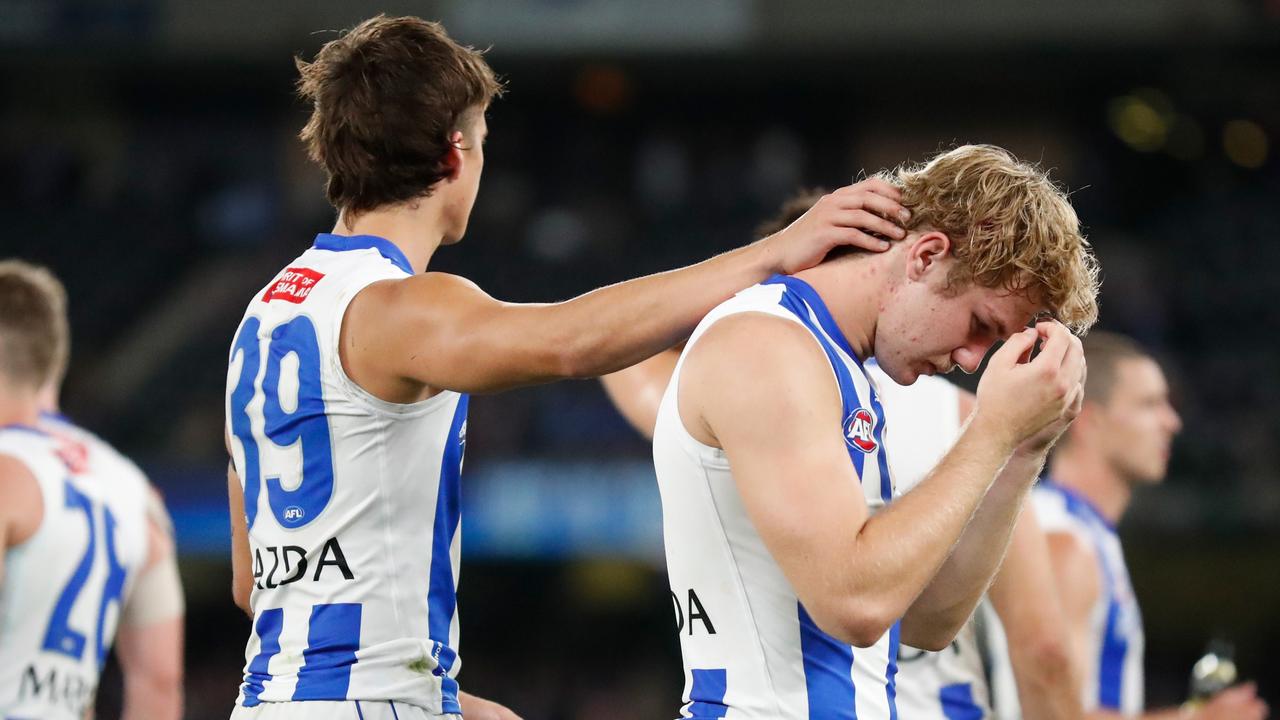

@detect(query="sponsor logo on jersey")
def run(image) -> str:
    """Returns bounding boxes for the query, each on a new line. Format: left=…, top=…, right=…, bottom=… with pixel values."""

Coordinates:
left=845, top=406, right=878, bottom=453
left=283, top=505, right=305, bottom=522
left=262, top=267, right=325, bottom=304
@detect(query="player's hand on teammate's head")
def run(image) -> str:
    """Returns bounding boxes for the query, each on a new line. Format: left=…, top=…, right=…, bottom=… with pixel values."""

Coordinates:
left=1193, top=682, right=1270, bottom=720
left=974, top=319, right=1086, bottom=454
left=760, top=178, right=910, bottom=275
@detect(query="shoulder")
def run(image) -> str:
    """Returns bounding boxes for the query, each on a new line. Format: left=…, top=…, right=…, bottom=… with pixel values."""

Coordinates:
left=1045, top=530, right=1101, bottom=609
left=348, top=272, right=494, bottom=325
left=681, top=312, right=841, bottom=428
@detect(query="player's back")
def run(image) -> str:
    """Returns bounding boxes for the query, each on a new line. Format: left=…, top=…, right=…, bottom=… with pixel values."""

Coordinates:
left=0, top=422, right=151, bottom=720
left=225, top=234, right=468, bottom=714
left=652, top=276, right=899, bottom=720
left=866, top=364, right=994, bottom=720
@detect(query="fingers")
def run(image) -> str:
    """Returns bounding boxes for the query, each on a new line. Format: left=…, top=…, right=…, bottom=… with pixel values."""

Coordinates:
left=1027, top=320, right=1070, bottom=370
left=988, top=327, right=1039, bottom=370
left=830, top=209, right=907, bottom=240
left=830, top=183, right=911, bottom=225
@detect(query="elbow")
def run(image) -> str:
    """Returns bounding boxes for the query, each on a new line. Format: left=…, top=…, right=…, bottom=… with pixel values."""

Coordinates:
left=1017, top=634, right=1075, bottom=690
left=814, top=600, right=899, bottom=649
left=553, top=335, right=603, bottom=380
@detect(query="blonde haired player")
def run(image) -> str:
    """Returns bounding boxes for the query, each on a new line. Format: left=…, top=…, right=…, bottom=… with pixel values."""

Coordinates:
left=610, top=144, right=1099, bottom=718
left=606, top=186, right=1085, bottom=720
left=0, top=260, right=184, bottom=720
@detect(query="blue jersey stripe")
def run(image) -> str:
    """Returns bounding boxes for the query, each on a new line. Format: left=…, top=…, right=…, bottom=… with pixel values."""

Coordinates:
left=1097, top=598, right=1128, bottom=709
left=939, top=683, right=984, bottom=720
left=428, top=393, right=469, bottom=715
left=242, top=608, right=284, bottom=707
left=768, top=277, right=870, bottom=478
left=293, top=602, right=363, bottom=700
left=885, top=621, right=901, bottom=720
left=686, top=668, right=729, bottom=719
left=798, top=603, right=858, bottom=719
left=355, top=700, right=366, bottom=720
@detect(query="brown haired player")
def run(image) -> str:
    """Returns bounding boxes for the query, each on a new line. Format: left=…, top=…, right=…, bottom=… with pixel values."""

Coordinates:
left=0, top=261, right=184, bottom=720
left=223, top=15, right=907, bottom=720
left=608, top=144, right=1099, bottom=718
left=988, top=333, right=1267, bottom=720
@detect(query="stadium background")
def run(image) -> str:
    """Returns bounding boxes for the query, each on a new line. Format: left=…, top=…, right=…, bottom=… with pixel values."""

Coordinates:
left=2, top=0, right=1278, bottom=717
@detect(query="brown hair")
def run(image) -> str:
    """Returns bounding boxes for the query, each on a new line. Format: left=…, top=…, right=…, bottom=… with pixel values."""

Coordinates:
left=876, top=145, right=1100, bottom=334
left=0, top=260, right=69, bottom=391
left=756, top=187, right=828, bottom=239
left=296, top=15, right=503, bottom=216
left=1080, top=331, right=1151, bottom=405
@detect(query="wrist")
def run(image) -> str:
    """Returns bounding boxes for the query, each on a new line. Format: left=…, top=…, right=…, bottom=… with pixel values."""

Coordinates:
left=967, top=409, right=1020, bottom=458
left=751, top=234, right=784, bottom=276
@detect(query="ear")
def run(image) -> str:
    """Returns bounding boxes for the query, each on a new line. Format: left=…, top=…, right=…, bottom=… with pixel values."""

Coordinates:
left=904, top=231, right=952, bottom=282
left=441, top=131, right=466, bottom=182
left=1070, top=400, right=1106, bottom=442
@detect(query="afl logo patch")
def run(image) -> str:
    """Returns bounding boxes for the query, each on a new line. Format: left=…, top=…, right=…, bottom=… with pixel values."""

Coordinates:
left=845, top=407, right=879, bottom=454
left=283, top=506, right=306, bottom=523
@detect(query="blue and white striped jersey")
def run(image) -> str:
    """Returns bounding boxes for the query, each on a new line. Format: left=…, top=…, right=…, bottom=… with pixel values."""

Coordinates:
left=225, top=234, right=467, bottom=714
left=0, top=422, right=151, bottom=720
left=652, top=275, right=900, bottom=719
left=989, top=480, right=1145, bottom=717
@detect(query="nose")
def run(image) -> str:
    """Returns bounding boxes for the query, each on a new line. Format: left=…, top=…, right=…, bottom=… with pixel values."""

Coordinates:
left=952, top=346, right=985, bottom=375
left=1165, top=403, right=1183, bottom=434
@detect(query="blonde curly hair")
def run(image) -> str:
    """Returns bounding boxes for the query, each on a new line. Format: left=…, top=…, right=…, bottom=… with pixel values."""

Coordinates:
left=876, top=145, right=1100, bottom=334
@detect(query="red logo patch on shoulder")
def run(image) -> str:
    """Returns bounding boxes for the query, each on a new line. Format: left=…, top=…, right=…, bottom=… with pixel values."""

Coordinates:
left=262, top=267, right=325, bottom=304
left=845, top=407, right=879, bottom=454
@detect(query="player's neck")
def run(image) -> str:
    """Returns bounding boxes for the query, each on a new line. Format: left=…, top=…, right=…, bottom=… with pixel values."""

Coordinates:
left=792, top=253, right=887, bottom=360
left=333, top=202, right=449, bottom=274
left=1049, top=446, right=1131, bottom=525
left=0, top=384, right=42, bottom=429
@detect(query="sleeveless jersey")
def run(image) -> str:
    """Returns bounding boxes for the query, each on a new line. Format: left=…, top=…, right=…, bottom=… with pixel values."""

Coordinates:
left=224, top=234, right=468, bottom=714
left=988, top=480, right=1145, bottom=717
left=0, top=422, right=151, bottom=720
left=652, top=275, right=900, bottom=720
left=864, top=365, right=993, bottom=720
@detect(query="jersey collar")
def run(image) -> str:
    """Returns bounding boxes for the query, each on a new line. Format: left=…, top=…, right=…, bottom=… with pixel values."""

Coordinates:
left=1040, top=476, right=1117, bottom=532
left=313, top=233, right=415, bottom=275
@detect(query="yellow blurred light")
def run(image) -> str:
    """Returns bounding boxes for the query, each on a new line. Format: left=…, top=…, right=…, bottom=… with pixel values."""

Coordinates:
left=1108, top=96, right=1168, bottom=152
left=1223, top=120, right=1268, bottom=169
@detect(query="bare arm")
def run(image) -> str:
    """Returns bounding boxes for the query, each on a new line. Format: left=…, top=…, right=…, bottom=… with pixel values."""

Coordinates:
left=116, top=509, right=184, bottom=720
left=228, top=462, right=253, bottom=616
left=987, top=506, right=1082, bottom=720
left=600, top=346, right=682, bottom=440
left=0, top=454, right=42, bottom=588
left=349, top=183, right=908, bottom=395
left=682, top=315, right=1061, bottom=647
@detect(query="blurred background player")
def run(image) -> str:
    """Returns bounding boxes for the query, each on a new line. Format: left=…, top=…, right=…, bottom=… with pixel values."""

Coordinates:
left=989, top=332, right=1268, bottom=720
left=633, top=145, right=1095, bottom=717
left=0, top=260, right=184, bottom=720
left=605, top=188, right=1084, bottom=719
left=223, top=14, right=903, bottom=720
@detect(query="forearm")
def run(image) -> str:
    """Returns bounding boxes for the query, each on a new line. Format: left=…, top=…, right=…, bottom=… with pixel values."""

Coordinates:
left=843, top=415, right=1014, bottom=639
left=903, top=449, right=1045, bottom=644
left=549, top=242, right=775, bottom=378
